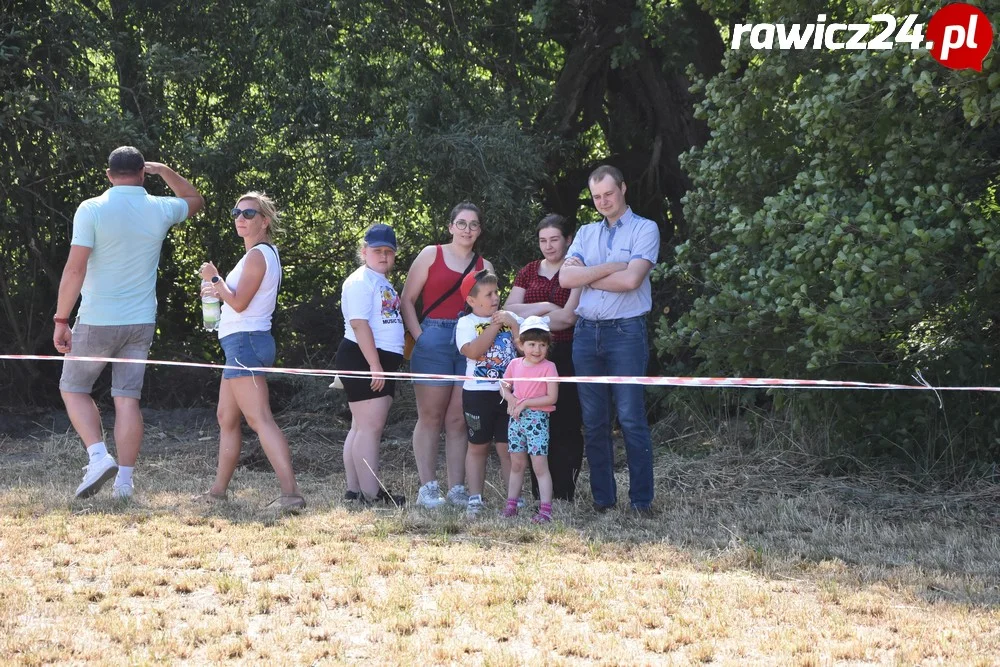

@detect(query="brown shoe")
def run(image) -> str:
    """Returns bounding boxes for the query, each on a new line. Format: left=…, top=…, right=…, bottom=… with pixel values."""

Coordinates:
left=265, top=494, right=306, bottom=513
left=192, top=490, right=228, bottom=503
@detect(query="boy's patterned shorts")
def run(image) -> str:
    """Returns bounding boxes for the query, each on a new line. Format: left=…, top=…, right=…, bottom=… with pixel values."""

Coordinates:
left=507, top=409, right=550, bottom=456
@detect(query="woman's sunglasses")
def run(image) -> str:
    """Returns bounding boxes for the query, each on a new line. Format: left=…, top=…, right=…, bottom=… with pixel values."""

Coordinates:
left=232, top=208, right=260, bottom=220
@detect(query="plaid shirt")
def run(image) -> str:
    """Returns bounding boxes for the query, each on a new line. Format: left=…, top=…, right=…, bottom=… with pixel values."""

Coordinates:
left=513, top=259, right=573, bottom=343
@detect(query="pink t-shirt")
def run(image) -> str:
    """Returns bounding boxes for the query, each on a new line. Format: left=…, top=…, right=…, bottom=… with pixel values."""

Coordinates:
left=502, top=357, right=558, bottom=413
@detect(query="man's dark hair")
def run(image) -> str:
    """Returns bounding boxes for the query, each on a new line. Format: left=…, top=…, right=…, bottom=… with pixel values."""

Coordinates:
left=588, top=164, right=624, bottom=188
left=108, top=146, right=145, bottom=176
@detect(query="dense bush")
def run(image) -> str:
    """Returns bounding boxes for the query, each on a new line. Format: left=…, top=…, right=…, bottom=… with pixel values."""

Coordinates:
left=663, top=0, right=1000, bottom=464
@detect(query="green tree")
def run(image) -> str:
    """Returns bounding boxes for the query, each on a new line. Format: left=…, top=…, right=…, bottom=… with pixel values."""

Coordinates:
left=2, top=0, right=726, bottom=408
left=667, top=0, right=1000, bottom=463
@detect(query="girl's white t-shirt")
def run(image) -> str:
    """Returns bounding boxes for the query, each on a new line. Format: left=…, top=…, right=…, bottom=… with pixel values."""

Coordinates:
left=341, top=265, right=404, bottom=353
left=218, top=243, right=280, bottom=339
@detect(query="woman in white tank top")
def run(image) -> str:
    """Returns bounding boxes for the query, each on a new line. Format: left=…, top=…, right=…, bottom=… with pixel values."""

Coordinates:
left=197, top=191, right=304, bottom=511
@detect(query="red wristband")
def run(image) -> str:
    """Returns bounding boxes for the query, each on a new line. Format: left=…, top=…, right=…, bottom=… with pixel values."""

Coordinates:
left=53, top=315, right=70, bottom=325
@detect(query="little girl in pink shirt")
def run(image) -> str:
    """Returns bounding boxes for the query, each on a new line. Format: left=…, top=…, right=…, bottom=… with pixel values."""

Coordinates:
left=499, top=316, right=559, bottom=522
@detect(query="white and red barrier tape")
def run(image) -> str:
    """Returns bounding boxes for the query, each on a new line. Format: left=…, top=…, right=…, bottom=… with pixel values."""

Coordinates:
left=1, top=354, right=996, bottom=395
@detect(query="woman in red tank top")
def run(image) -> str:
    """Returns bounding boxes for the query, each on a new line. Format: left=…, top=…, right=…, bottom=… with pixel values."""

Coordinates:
left=401, top=203, right=492, bottom=509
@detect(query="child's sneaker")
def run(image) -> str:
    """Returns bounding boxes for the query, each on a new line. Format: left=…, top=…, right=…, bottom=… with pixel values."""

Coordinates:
left=501, top=498, right=518, bottom=518
left=416, top=481, right=446, bottom=509
left=374, top=488, right=406, bottom=507
left=466, top=494, right=484, bottom=518
left=532, top=502, right=553, bottom=524
left=446, top=484, right=469, bottom=506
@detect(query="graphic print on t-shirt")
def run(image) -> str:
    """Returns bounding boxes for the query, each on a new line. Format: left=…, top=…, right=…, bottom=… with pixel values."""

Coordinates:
left=473, top=322, right=516, bottom=380
left=380, top=285, right=402, bottom=324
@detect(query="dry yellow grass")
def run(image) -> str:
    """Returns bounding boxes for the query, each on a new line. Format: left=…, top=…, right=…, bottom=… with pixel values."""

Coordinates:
left=1, top=409, right=999, bottom=665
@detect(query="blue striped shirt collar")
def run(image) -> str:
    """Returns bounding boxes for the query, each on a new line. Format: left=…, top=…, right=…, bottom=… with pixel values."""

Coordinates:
left=602, top=206, right=635, bottom=229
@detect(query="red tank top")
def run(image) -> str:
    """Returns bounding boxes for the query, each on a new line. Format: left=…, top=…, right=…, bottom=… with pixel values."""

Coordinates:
left=421, top=245, right=485, bottom=320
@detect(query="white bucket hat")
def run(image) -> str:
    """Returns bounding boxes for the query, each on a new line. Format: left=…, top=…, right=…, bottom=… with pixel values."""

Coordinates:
left=519, top=315, right=551, bottom=334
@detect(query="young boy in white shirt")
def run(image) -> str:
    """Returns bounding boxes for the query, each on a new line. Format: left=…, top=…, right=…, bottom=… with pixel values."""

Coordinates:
left=455, top=269, right=521, bottom=517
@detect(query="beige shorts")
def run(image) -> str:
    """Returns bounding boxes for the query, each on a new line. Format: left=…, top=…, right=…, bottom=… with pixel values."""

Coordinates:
left=59, top=323, right=156, bottom=399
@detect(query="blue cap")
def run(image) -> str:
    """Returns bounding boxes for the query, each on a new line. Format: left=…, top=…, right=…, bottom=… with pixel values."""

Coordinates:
left=365, top=224, right=397, bottom=250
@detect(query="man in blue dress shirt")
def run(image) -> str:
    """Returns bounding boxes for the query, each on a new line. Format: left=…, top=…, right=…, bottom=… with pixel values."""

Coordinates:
left=560, top=165, right=660, bottom=514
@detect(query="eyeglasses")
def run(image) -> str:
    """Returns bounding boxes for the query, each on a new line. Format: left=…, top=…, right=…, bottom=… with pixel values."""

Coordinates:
left=232, top=208, right=260, bottom=220
left=453, top=219, right=481, bottom=231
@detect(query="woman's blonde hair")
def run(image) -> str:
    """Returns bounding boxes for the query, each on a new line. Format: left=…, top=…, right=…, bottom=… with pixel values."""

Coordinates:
left=235, top=191, right=283, bottom=239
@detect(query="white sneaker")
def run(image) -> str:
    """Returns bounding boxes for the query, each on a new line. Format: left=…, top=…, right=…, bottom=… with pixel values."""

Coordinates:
left=466, top=494, right=484, bottom=518
left=111, top=482, right=134, bottom=500
left=416, top=481, right=446, bottom=509
left=75, top=455, right=119, bottom=498
left=446, top=484, right=469, bottom=506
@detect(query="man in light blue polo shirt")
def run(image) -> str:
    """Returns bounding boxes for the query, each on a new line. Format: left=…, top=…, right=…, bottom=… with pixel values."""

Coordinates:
left=560, top=165, right=660, bottom=514
left=53, top=146, right=204, bottom=500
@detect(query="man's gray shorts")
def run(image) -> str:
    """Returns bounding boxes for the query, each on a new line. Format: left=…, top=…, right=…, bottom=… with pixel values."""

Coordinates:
left=59, top=323, right=156, bottom=399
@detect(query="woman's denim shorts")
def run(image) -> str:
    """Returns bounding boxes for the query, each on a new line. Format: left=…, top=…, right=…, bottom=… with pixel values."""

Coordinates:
left=409, top=318, right=466, bottom=386
left=220, top=330, right=276, bottom=379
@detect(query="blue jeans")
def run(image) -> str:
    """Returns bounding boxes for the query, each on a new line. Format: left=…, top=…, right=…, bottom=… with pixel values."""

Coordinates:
left=573, top=316, right=653, bottom=509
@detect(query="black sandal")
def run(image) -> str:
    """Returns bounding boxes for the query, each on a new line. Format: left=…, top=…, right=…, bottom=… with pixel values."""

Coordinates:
left=359, top=488, right=406, bottom=507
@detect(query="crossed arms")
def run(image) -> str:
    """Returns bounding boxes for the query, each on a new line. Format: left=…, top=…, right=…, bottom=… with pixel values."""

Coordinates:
left=558, top=256, right=653, bottom=292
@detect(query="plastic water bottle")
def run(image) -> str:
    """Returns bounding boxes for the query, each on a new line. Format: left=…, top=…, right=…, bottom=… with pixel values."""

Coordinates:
left=201, top=280, right=221, bottom=331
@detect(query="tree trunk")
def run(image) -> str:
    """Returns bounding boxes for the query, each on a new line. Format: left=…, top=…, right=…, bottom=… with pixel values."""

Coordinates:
left=534, top=0, right=725, bottom=240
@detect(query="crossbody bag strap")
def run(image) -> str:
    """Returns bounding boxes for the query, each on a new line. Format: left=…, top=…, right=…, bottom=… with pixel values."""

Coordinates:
left=549, top=266, right=562, bottom=305
left=420, top=252, right=479, bottom=320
